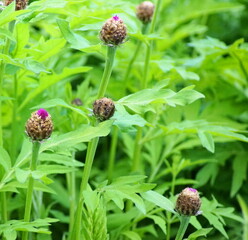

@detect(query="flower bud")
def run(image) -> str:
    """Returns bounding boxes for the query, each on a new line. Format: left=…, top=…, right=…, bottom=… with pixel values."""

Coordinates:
left=100, top=15, right=127, bottom=46
left=175, top=188, right=201, bottom=216
left=25, top=109, right=53, bottom=142
left=4, top=0, right=28, bottom=10
left=136, top=1, right=155, bottom=23
left=93, top=98, right=115, bottom=121
left=71, top=98, right=83, bottom=106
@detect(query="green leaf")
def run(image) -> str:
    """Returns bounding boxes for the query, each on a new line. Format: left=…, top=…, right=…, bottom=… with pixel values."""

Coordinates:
left=147, top=215, right=167, bottom=235
left=4, top=229, right=17, bottom=240
left=57, top=18, right=90, bottom=49
left=0, top=28, right=16, bottom=42
left=39, top=153, right=83, bottom=167
left=33, top=165, right=76, bottom=178
left=15, top=168, right=30, bottom=184
left=19, top=67, right=92, bottom=110
left=118, top=87, right=204, bottom=114
left=111, top=175, right=147, bottom=186
left=141, top=190, right=175, bottom=213
left=231, top=153, right=247, bottom=197
left=237, top=195, right=248, bottom=240
left=23, top=59, right=50, bottom=74
left=188, top=228, right=213, bottom=240
left=0, top=147, right=11, bottom=172
left=122, top=231, right=141, bottom=240
left=0, top=2, right=29, bottom=26
left=32, top=98, right=89, bottom=122
left=198, top=131, right=215, bottom=153
left=41, top=120, right=113, bottom=151
left=13, top=23, right=30, bottom=58
left=113, top=104, right=147, bottom=132
left=0, top=96, right=14, bottom=102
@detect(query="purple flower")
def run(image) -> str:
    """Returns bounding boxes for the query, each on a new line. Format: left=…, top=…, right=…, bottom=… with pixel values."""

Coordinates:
left=112, top=15, right=120, bottom=21
left=37, top=108, right=49, bottom=120
left=188, top=187, right=197, bottom=193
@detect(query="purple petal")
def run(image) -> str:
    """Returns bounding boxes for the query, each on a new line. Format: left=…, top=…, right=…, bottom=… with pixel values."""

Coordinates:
left=37, top=108, right=49, bottom=120
left=188, top=187, right=197, bottom=193
left=112, top=15, right=120, bottom=21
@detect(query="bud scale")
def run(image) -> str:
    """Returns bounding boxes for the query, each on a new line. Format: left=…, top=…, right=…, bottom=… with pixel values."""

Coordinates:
left=100, top=15, right=127, bottom=46
left=25, top=109, right=53, bottom=141
left=93, top=98, right=115, bottom=121
left=136, top=1, right=155, bottom=23
left=175, top=187, right=201, bottom=216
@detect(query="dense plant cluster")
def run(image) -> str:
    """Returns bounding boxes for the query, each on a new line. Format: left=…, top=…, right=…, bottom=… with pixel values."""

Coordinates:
left=0, top=0, right=248, bottom=240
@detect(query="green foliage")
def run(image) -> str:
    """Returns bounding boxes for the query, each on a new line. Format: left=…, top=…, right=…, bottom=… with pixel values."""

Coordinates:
left=0, top=0, right=247, bottom=239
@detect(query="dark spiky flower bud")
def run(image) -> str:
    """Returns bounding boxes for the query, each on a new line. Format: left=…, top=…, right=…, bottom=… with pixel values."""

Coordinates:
left=136, top=1, right=155, bottom=23
left=93, top=98, right=115, bottom=121
left=25, top=109, right=53, bottom=142
left=100, top=15, right=127, bottom=46
left=4, top=0, right=28, bottom=10
left=175, top=188, right=201, bottom=216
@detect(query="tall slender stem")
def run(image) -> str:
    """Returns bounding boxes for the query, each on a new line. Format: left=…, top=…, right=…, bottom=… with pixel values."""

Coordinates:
left=0, top=21, right=15, bottom=224
left=175, top=216, right=191, bottom=240
left=97, top=46, right=116, bottom=99
left=22, top=141, right=40, bottom=240
left=107, top=125, right=118, bottom=182
left=10, top=74, right=18, bottom=162
left=124, top=41, right=142, bottom=83
left=142, top=0, right=162, bottom=89
left=66, top=170, right=76, bottom=234
left=131, top=127, right=143, bottom=172
left=166, top=173, right=177, bottom=240
left=71, top=45, right=117, bottom=240
left=123, top=23, right=149, bottom=86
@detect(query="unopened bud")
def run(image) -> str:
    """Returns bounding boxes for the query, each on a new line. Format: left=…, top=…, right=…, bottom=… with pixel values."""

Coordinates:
left=71, top=98, right=83, bottom=106
left=100, top=15, right=127, bottom=46
left=25, top=109, right=53, bottom=141
left=175, top=188, right=201, bottom=216
left=93, top=98, right=115, bottom=121
left=136, top=1, right=155, bottom=23
left=4, top=0, right=28, bottom=10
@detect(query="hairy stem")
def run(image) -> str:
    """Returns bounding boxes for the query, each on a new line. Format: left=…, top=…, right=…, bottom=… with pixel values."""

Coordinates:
left=97, top=46, right=116, bottom=99
left=131, top=127, right=143, bottom=172
left=123, top=23, right=149, bottom=87
left=107, top=125, right=119, bottom=182
left=142, top=0, right=162, bottom=89
left=0, top=21, right=15, bottom=224
left=175, top=216, right=191, bottom=240
left=22, top=141, right=40, bottom=240
left=67, top=170, right=76, bottom=234
left=71, top=45, right=116, bottom=240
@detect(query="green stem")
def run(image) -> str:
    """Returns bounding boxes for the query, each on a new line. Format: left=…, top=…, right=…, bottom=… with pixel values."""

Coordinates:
left=10, top=74, right=18, bottom=163
left=131, top=127, right=143, bottom=172
left=175, top=216, right=191, bottom=240
left=107, top=125, right=118, bottom=182
left=22, top=141, right=40, bottom=240
left=166, top=174, right=177, bottom=240
left=123, top=23, right=149, bottom=87
left=123, top=41, right=142, bottom=83
left=97, top=46, right=116, bottom=99
left=72, top=137, right=99, bottom=240
left=0, top=21, right=15, bottom=225
left=142, top=0, right=162, bottom=89
left=67, top=170, right=76, bottom=234
left=232, top=51, right=248, bottom=82
left=71, top=45, right=117, bottom=240
left=0, top=193, right=7, bottom=223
